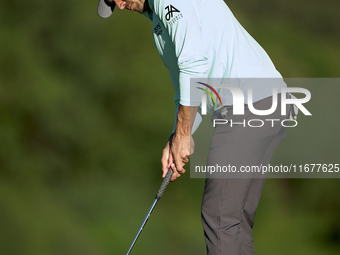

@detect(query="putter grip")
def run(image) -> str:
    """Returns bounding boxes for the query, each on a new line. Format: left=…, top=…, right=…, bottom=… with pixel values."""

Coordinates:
left=155, top=168, right=173, bottom=200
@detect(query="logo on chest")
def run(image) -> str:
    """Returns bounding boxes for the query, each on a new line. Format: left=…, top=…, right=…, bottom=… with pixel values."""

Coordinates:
left=164, top=5, right=183, bottom=26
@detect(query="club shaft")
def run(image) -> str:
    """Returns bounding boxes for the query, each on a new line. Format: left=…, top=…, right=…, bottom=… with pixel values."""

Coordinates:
left=126, top=199, right=158, bottom=255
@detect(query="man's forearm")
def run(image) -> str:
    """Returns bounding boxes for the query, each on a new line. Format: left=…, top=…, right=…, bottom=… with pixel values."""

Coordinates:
left=175, top=105, right=198, bottom=136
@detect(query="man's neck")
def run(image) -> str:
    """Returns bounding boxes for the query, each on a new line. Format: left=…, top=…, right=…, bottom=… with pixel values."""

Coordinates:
left=144, top=0, right=151, bottom=13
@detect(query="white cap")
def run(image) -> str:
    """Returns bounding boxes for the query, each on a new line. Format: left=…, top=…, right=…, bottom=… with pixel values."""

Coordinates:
left=98, top=0, right=116, bottom=18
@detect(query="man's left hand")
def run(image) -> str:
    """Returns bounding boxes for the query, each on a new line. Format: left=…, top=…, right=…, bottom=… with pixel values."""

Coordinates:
left=166, top=133, right=194, bottom=181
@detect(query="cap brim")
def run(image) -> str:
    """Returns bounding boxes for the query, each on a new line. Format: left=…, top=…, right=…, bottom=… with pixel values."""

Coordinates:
left=98, top=0, right=116, bottom=18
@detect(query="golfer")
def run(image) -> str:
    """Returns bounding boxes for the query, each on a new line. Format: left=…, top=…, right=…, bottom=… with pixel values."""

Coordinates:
left=97, top=0, right=289, bottom=254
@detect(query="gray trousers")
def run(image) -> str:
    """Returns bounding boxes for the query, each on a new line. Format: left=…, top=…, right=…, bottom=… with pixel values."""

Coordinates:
left=201, top=95, right=289, bottom=255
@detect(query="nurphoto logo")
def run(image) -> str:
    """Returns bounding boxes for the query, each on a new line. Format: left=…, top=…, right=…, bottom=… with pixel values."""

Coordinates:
left=198, top=83, right=312, bottom=128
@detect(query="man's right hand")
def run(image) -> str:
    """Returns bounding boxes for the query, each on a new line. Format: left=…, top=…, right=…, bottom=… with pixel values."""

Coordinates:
left=161, top=140, right=181, bottom=182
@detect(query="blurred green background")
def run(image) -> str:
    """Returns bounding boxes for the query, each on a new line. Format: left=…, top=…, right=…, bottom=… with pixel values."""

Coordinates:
left=0, top=0, right=339, bottom=254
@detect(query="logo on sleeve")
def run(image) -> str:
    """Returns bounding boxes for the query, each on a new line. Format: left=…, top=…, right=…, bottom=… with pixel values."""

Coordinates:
left=154, top=23, right=163, bottom=36
left=164, top=5, right=183, bottom=25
